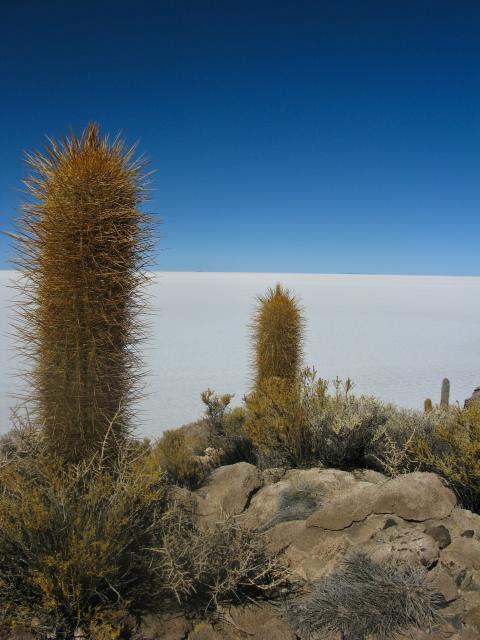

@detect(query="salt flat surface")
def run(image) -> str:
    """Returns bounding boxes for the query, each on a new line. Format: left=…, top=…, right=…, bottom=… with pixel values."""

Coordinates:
left=1, top=271, right=479, bottom=437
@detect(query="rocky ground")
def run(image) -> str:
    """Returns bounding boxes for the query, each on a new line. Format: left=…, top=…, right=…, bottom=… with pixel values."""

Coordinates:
left=140, top=462, right=480, bottom=639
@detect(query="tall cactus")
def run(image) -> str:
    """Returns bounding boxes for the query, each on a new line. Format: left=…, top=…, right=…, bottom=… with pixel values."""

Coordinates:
left=250, top=283, right=305, bottom=386
left=440, top=378, right=450, bottom=407
left=12, top=124, right=153, bottom=462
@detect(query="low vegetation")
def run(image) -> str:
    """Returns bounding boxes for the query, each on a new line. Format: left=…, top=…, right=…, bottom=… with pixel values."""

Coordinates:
left=0, top=423, right=289, bottom=637
left=285, top=551, right=443, bottom=640
left=407, top=404, right=480, bottom=512
left=155, top=500, right=290, bottom=611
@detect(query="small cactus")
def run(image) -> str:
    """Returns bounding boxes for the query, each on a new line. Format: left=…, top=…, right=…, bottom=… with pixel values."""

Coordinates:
left=250, top=283, right=305, bottom=387
left=440, top=378, right=450, bottom=407
left=424, top=398, right=433, bottom=413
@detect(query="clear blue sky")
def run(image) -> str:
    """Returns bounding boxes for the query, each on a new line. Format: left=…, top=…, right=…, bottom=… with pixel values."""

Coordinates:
left=1, top=1, right=479, bottom=274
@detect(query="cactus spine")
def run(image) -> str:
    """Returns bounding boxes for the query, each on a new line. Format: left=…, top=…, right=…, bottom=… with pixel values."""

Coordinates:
left=13, top=124, right=153, bottom=462
left=250, top=283, right=305, bottom=387
left=440, top=378, right=450, bottom=407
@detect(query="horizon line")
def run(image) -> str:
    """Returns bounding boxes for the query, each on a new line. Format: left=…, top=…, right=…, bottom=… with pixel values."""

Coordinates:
left=0, top=269, right=479, bottom=278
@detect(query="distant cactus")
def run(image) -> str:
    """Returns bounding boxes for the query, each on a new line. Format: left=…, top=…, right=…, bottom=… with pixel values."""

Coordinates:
left=424, top=398, right=433, bottom=413
left=440, top=378, right=450, bottom=407
left=12, top=123, right=153, bottom=463
left=250, top=283, right=305, bottom=387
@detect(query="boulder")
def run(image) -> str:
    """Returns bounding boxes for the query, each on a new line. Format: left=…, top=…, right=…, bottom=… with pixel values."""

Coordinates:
left=364, top=526, right=440, bottom=568
left=185, top=464, right=480, bottom=639
left=188, top=623, right=222, bottom=640
left=441, top=538, right=480, bottom=576
left=242, top=467, right=359, bottom=530
left=463, top=606, right=480, bottom=633
left=195, top=462, right=263, bottom=527
left=215, top=604, right=297, bottom=640
left=425, top=524, right=452, bottom=549
left=429, top=564, right=458, bottom=604
left=136, top=614, right=192, bottom=640
left=307, top=473, right=456, bottom=530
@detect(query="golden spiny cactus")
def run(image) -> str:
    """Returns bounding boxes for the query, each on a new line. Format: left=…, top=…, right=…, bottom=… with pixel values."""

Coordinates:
left=250, top=283, right=305, bottom=386
left=12, top=123, right=153, bottom=462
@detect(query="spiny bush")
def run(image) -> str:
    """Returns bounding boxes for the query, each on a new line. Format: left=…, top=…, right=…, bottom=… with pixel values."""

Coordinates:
left=201, top=389, right=255, bottom=464
left=0, top=426, right=167, bottom=638
left=148, top=429, right=208, bottom=489
left=250, top=284, right=305, bottom=387
left=408, top=404, right=480, bottom=512
left=11, top=123, right=154, bottom=463
left=285, top=551, right=443, bottom=640
left=152, top=499, right=291, bottom=612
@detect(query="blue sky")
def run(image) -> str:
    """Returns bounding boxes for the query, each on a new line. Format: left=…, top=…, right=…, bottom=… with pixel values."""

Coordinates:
left=1, top=0, right=479, bottom=274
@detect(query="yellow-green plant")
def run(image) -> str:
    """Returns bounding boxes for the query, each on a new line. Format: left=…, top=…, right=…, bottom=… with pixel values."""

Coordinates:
left=148, top=429, right=207, bottom=489
left=11, top=124, right=153, bottom=462
left=408, top=404, right=480, bottom=512
left=250, top=284, right=305, bottom=387
left=244, top=375, right=309, bottom=466
left=0, top=429, right=167, bottom=636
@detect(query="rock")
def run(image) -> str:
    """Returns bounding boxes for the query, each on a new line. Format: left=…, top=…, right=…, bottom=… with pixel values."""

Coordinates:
left=216, top=604, right=297, bottom=640
left=425, top=524, right=452, bottom=549
left=307, top=473, right=456, bottom=530
left=283, top=467, right=363, bottom=497
left=240, top=481, right=291, bottom=529
left=242, top=468, right=358, bottom=530
left=346, top=514, right=399, bottom=545
left=352, top=468, right=387, bottom=484
left=189, top=622, right=222, bottom=640
left=136, top=614, right=192, bottom=640
left=441, top=538, right=480, bottom=577
left=429, top=564, right=458, bottom=604
left=461, top=530, right=475, bottom=539
left=195, top=462, right=263, bottom=527
left=463, top=605, right=480, bottom=632
left=306, top=484, right=376, bottom=530
left=364, top=526, right=440, bottom=568
left=464, top=387, right=480, bottom=409
left=262, top=467, right=286, bottom=484
left=264, top=519, right=306, bottom=554
left=371, top=472, right=456, bottom=521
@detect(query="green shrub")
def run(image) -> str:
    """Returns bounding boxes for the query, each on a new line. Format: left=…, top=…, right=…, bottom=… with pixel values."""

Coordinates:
left=250, top=284, right=305, bottom=386
left=286, top=551, right=443, bottom=640
left=12, top=124, right=153, bottom=463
